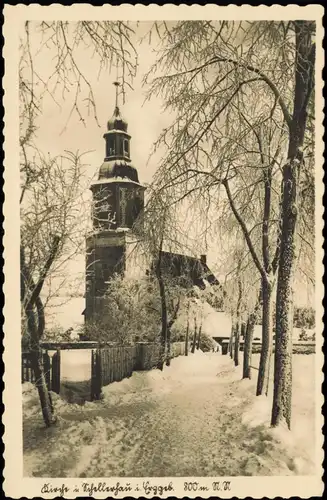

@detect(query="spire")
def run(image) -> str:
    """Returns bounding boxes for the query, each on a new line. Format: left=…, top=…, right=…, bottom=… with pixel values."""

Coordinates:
left=113, top=81, right=120, bottom=114
left=107, top=80, right=128, bottom=132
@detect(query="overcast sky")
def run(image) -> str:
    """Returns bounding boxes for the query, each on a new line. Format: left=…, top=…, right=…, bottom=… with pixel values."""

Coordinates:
left=29, top=22, right=179, bottom=302
left=31, top=22, right=169, bottom=186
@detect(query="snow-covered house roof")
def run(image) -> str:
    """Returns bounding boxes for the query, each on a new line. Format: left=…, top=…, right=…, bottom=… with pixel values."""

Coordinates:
left=172, top=300, right=232, bottom=339
left=152, top=250, right=221, bottom=290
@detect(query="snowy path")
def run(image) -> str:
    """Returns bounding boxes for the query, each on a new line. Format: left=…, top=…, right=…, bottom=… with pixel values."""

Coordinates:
left=23, top=352, right=316, bottom=477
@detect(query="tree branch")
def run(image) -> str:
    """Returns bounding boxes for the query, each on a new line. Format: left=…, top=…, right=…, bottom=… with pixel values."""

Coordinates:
left=222, top=178, right=266, bottom=279
left=210, top=56, right=292, bottom=129
left=25, top=235, right=61, bottom=310
left=168, top=295, right=181, bottom=329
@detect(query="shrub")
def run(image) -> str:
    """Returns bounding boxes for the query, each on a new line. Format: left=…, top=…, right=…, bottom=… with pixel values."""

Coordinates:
left=81, top=275, right=162, bottom=344
left=199, top=333, right=216, bottom=352
left=299, top=328, right=309, bottom=341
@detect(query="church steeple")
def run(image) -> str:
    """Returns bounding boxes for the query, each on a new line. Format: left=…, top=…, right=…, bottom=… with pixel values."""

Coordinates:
left=85, top=83, right=146, bottom=323
left=103, top=81, right=131, bottom=165
left=107, top=82, right=128, bottom=132
left=97, top=82, right=139, bottom=183
left=90, top=82, right=145, bottom=231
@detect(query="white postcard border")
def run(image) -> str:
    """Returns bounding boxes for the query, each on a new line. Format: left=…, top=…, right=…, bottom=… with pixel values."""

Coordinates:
left=3, top=4, right=324, bottom=498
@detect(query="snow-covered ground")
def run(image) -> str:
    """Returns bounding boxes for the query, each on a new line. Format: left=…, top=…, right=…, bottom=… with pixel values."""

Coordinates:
left=23, top=351, right=317, bottom=478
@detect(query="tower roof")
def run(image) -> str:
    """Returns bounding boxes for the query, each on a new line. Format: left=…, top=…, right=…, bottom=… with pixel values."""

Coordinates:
left=107, top=106, right=128, bottom=132
left=98, top=159, right=139, bottom=183
left=99, top=81, right=142, bottom=185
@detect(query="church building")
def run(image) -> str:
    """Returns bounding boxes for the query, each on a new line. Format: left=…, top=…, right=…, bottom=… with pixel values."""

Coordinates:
left=84, top=83, right=146, bottom=323
left=84, top=83, right=222, bottom=326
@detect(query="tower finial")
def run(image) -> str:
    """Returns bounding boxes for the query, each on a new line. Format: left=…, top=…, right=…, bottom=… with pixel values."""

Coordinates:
left=113, top=81, right=120, bottom=110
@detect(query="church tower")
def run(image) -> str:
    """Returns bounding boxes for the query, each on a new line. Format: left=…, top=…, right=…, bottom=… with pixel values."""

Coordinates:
left=85, top=83, right=146, bottom=323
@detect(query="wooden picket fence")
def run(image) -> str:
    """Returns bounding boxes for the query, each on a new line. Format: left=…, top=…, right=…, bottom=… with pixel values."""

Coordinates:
left=22, top=341, right=187, bottom=402
left=21, top=350, right=61, bottom=394
left=22, top=352, right=37, bottom=383
left=91, top=342, right=186, bottom=401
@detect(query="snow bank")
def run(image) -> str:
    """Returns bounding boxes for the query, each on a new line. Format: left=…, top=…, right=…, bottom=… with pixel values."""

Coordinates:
left=242, top=395, right=271, bottom=428
left=22, top=382, right=35, bottom=396
left=240, top=354, right=317, bottom=475
left=22, top=382, right=40, bottom=419
left=102, top=350, right=210, bottom=402
left=23, top=351, right=317, bottom=478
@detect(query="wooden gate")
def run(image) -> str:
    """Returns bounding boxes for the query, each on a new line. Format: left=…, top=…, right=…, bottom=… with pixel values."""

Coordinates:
left=43, top=352, right=51, bottom=390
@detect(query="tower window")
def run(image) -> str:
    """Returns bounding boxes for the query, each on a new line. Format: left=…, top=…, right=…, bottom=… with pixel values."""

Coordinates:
left=118, top=139, right=124, bottom=156
left=107, top=137, right=115, bottom=157
left=124, top=139, right=129, bottom=157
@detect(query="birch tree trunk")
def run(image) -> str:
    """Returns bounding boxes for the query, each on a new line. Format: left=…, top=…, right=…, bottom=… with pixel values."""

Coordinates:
left=272, top=21, right=315, bottom=428
left=243, top=298, right=261, bottom=380
left=156, top=247, right=167, bottom=371
left=196, top=324, right=202, bottom=350
left=166, top=327, right=171, bottom=366
left=243, top=315, right=255, bottom=379
left=272, top=165, right=297, bottom=424
left=166, top=297, right=181, bottom=367
left=21, top=244, right=59, bottom=427
left=229, top=325, right=234, bottom=359
left=191, top=316, right=197, bottom=353
left=257, top=277, right=273, bottom=395
left=26, top=304, right=56, bottom=427
left=185, top=299, right=190, bottom=356
left=234, top=322, right=240, bottom=367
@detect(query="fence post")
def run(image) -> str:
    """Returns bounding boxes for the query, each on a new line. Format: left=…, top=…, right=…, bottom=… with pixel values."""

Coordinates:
left=119, top=347, right=123, bottom=380
left=129, top=348, right=133, bottom=376
left=126, top=348, right=129, bottom=377
left=109, top=348, right=114, bottom=383
left=21, top=356, right=24, bottom=383
left=91, top=349, right=102, bottom=401
left=43, top=351, right=51, bottom=391
left=120, top=347, right=123, bottom=380
left=51, top=349, right=61, bottom=394
left=113, top=348, right=116, bottom=381
left=117, top=347, right=121, bottom=382
left=122, top=348, right=125, bottom=379
left=94, top=349, right=103, bottom=400
left=124, top=348, right=127, bottom=378
left=91, top=349, right=95, bottom=400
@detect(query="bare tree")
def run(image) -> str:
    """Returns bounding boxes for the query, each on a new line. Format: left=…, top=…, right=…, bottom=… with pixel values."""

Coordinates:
left=133, top=189, right=186, bottom=368
left=271, top=22, right=315, bottom=428
left=196, top=323, right=202, bottom=350
left=242, top=294, right=262, bottom=380
left=185, top=299, right=190, bottom=356
left=20, top=21, right=139, bottom=426
left=144, top=21, right=315, bottom=427
left=191, top=314, right=198, bottom=354
left=20, top=21, right=137, bottom=137
left=228, top=325, right=234, bottom=359
left=166, top=290, right=182, bottom=366
left=20, top=151, right=85, bottom=426
left=233, top=274, right=243, bottom=368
